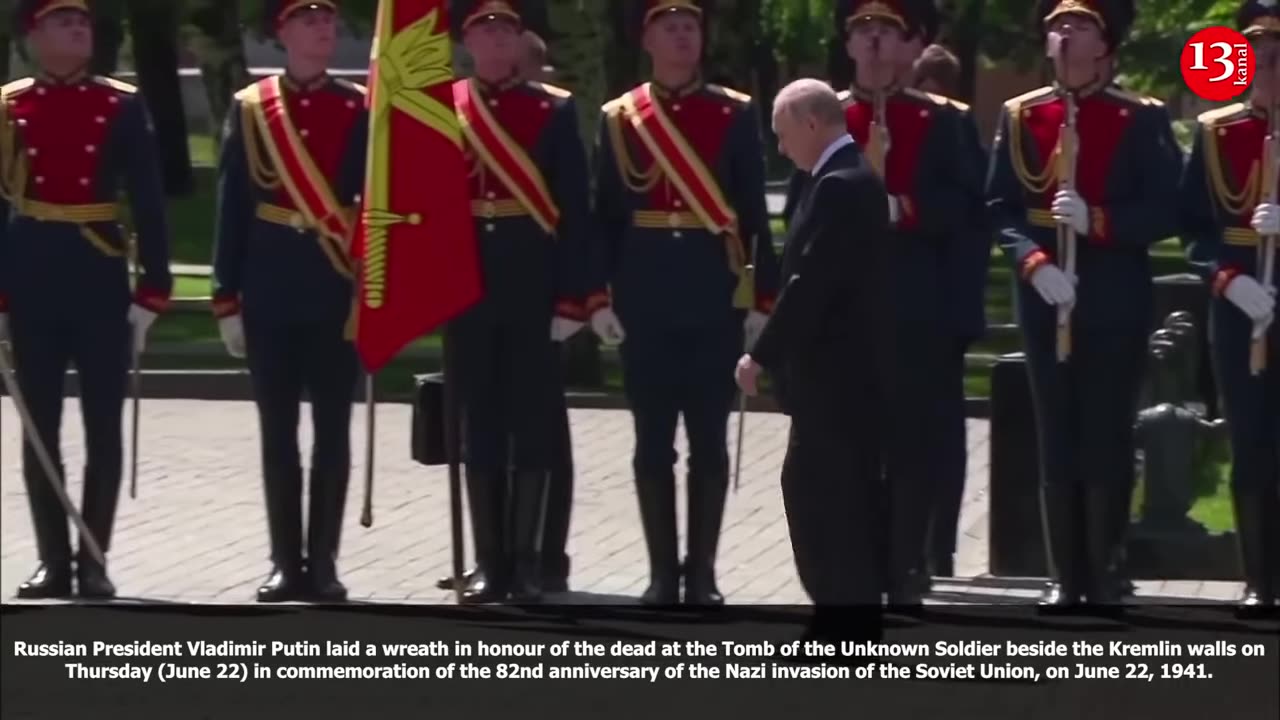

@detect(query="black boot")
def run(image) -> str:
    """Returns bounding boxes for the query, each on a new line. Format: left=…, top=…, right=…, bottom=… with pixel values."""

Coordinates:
left=1039, top=483, right=1086, bottom=608
left=684, top=471, right=727, bottom=605
left=257, top=464, right=306, bottom=602
left=77, top=463, right=122, bottom=600
left=437, top=568, right=479, bottom=591
left=1084, top=484, right=1124, bottom=606
left=16, top=462, right=72, bottom=599
left=461, top=467, right=510, bottom=604
left=307, top=465, right=351, bottom=603
left=509, top=470, right=550, bottom=603
left=635, top=471, right=680, bottom=605
left=1233, top=489, right=1278, bottom=613
left=541, top=461, right=574, bottom=594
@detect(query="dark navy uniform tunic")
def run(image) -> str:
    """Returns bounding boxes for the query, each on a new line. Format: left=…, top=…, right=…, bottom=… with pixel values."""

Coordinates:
left=450, top=77, right=593, bottom=474
left=841, top=85, right=983, bottom=590
left=987, top=83, right=1182, bottom=593
left=1178, top=101, right=1280, bottom=595
left=0, top=72, right=172, bottom=565
left=592, top=81, right=780, bottom=479
left=211, top=73, right=367, bottom=572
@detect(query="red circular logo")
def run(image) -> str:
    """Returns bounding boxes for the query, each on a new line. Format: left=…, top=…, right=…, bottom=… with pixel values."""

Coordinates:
left=1182, top=26, right=1255, bottom=101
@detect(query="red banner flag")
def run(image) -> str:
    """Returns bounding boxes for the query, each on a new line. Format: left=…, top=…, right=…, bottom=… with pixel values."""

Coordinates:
left=353, top=0, right=482, bottom=372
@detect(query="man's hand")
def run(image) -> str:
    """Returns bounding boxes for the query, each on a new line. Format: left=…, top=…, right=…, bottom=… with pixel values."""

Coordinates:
left=551, top=316, right=584, bottom=342
left=1251, top=202, right=1280, bottom=236
left=218, top=315, right=247, bottom=359
left=590, top=307, right=626, bottom=346
left=1223, top=275, right=1276, bottom=338
left=1029, top=263, right=1077, bottom=307
left=1051, top=189, right=1089, bottom=236
left=127, top=305, right=157, bottom=355
left=744, top=310, right=768, bottom=350
left=735, top=354, right=761, bottom=396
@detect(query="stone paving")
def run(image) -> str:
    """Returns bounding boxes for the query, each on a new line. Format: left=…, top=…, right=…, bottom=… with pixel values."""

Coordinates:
left=1, top=399, right=1244, bottom=604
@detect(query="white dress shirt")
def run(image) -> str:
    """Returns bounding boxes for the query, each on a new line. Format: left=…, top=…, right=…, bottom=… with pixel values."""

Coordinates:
left=812, top=133, right=854, bottom=175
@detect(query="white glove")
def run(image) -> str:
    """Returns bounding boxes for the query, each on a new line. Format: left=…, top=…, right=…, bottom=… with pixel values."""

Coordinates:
left=589, top=307, right=626, bottom=345
left=1029, top=264, right=1077, bottom=307
left=0, top=312, right=8, bottom=343
left=550, top=316, right=584, bottom=342
left=887, top=195, right=901, bottom=224
left=744, top=310, right=768, bottom=349
left=127, top=304, right=157, bottom=355
left=1051, top=189, right=1090, bottom=236
left=1250, top=203, right=1280, bottom=236
left=218, top=315, right=247, bottom=358
left=1223, top=275, right=1276, bottom=325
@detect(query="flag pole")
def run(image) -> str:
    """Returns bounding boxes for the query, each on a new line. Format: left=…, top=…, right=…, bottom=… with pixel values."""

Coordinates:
left=441, top=329, right=466, bottom=604
left=360, top=372, right=376, bottom=527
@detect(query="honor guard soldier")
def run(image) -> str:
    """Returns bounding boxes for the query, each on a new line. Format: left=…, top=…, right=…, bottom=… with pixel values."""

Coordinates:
left=987, top=0, right=1182, bottom=606
left=1178, top=1, right=1280, bottom=610
left=0, top=0, right=172, bottom=600
left=591, top=0, right=781, bottom=605
left=835, top=0, right=983, bottom=604
left=211, top=0, right=367, bottom=603
left=901, top=6, right=993, bottom=582
left=446, top=0, right=594, bottom=604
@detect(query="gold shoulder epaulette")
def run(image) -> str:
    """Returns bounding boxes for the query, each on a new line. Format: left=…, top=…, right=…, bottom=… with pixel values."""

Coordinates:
left=334, top=78, right=368, bottom=95
left=1003, top=85, right=1055, bottom=114
left=1105, top=85, right=1163, bottom=108
left=836, top=89, right=852, bottom=104
left=92, top=76, right=138, bottom=94
left=1, top=77, right=35, bottom=100
left=705, top=84, right=751, bottom=105
left=533, top=81, right=571, bottom=99
left=1197, top=102, right=1250, bottom=127
left=234, top=79, right=267, bottom=102
left=903, top=87, right=969, bottom=113
left=602, top=94, right=628, bottom=116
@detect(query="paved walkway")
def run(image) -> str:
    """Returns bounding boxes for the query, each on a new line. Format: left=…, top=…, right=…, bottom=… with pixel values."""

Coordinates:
left=1, top=399, right=1243, bottom=604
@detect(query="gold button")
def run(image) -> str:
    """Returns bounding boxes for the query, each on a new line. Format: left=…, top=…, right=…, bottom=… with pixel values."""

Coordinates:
left=540, top=101, right=549, bottom=109
left=1119, top=108, right=1129, bottom=117
left=407, top=213, right=422, bottom=225
left=489, top=99, right=499, bottom=107
left=34, top=176, right=44, bottom=183
left=36, top=87, right=45, bottom=95
left=26, top=148, right=36, bottom=156
left=346, top=100, right=357, bottom=109
left=79, top=177, right=90, bottom=186
left=673, top=198, right=682, bottom=207
left=485, top=191, right=496, bottom=199
left=301, top=98, right=310, bottom=107
left=668, top=213, right=680, bottom=227
left=78, top=86, right=86, bottom=92
left=1218, top=128, right=1227, bottom=136
left=108, top=96, right=118, bottom=104
left=85, top=144, right=96, bottom=153
left=95, top=116, right=105, bottom=124
left=300, top=128, right=309, bottom=137
left=920, top=109, right=928, bottom=117
left=723, top=107, right=731, bottom=115
left=672, top=104, right=681, bottom=111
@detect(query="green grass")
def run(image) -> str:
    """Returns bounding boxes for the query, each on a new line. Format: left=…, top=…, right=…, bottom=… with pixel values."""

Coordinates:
left=173, top=275, right=211, bottom=297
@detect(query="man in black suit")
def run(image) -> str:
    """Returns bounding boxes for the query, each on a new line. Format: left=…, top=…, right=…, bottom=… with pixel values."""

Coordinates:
left=736, top=79, right=891, bottom=612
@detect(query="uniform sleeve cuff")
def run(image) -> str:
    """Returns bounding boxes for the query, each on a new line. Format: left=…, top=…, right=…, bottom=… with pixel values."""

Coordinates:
left=1212, top=267, right=1241, bottom=298
left=755, top=295, right=775, bottom=314
left=133, top=286, right=171, bottom=313
left=1021, top=250, right=1051, bottom=281
left=584, top=291, right=610, bottom=316
left=212, top=293, right=241, bottom=319
left=895, top=195, right=918, bottom=230
left=554, top=299, right=586, bottom=322
left=1088, top=206, right=1110, bottom=245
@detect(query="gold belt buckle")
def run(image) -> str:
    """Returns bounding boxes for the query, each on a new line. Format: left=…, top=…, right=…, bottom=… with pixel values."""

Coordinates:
left=483, top=201, right=496, bottom=218
left=668, top=212, right=680, bottom=228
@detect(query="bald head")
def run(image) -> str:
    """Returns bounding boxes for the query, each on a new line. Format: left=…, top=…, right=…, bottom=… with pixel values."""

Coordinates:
left=772, top=79, right=849, bottom=172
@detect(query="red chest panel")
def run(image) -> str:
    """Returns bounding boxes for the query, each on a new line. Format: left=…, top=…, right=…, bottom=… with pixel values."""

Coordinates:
left=464, top=83, right=555, bottom=202
left=273, top=81, right=363, bottom=207
left=629, top=91, right=735, bottom=211
left=1020, top=94, right=1132, bottom=206
left=7, top=80, right=121, bottom=203
left=1214, top=114, right=1269, bottom=222
left=845, top=95, right=934, bottom=195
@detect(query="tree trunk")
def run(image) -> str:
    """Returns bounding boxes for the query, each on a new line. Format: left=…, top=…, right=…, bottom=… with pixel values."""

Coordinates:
left=940, top=0, right=985, bottom=104
left=90, top=0, right=125, bottom=75
left=126, top=0, right=192, bottom=195
left=187, top=0, right=249, bottom=146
